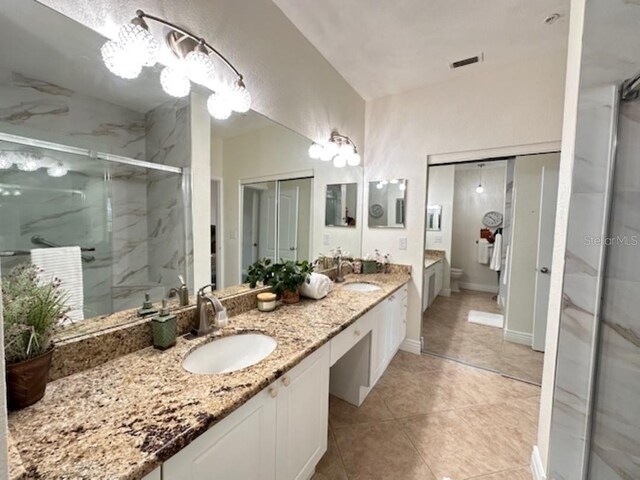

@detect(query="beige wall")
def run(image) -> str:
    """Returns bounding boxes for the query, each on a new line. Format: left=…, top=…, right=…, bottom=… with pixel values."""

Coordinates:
left=363, top=52, right=567, bottom=351
left=452, top=164, right=506, bottom=293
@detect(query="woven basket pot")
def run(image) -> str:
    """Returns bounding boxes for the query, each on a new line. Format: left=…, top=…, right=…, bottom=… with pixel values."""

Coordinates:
left=6, top=347, right=53, bottom=410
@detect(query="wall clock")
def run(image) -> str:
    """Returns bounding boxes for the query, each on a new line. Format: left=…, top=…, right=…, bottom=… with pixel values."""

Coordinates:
left=482, top=211, right=503, bottom=228
left=369, top=203, right=385, bottom=218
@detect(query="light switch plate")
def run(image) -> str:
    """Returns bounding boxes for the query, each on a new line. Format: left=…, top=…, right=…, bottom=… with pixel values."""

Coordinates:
left=323, top=234, right=330, bottom=246
left=399, top=237, right=407, bottom=250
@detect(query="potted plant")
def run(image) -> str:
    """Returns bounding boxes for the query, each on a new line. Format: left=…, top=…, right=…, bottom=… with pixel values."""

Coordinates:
left=269, top=260, right=312, bottom=304
left=246, top=258, right=274, bottom=288
left=3, top=263, right=69, bottom=410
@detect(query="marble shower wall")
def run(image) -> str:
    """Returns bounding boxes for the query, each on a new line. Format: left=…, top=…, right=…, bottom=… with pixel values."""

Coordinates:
left=0, top=68, right=145, bottom=158
left=145, top=99, right=191, bottom=289
left=548, top=85, right=618, bottom=480
left=586, top=97, right=640, bottom=479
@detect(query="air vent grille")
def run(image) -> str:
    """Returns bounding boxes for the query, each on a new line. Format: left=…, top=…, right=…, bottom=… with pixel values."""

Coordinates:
left=450, top=53, right=484, bottom=70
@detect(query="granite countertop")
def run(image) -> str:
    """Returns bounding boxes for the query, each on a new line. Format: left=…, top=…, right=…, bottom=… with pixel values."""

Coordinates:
left=8, top=272, right=410, bottom=480
left=8, top=433, right=26, bottom=480
left=424, top=256, right=443, bottom=269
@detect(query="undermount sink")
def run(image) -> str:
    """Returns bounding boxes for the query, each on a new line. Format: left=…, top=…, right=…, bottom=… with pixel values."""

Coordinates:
left=342, top=282, right=382, bottom=292
left=183, top=334, right=277, bottom=374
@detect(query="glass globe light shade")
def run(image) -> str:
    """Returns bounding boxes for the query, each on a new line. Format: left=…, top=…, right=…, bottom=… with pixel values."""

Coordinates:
left=399, top=182, right=407, bottom=191
left=319, top=146, right=334, bottom=162
left=101, top=40, right=142, bottom=79
left=325, top=141, right=339, bottom=158
left=160, top=67, right=191, bottom=97
left=207, top=92, right=232, bottom=120
left=13, top=190, right=21, bottom=196
left=333, top=154, right=347, bottom=168
left=476, top=184, right=484, bottom=193
left=347, top=152, right=361, bottom=166
left=17, top=153, right=41, bottom=172
left=376, top=182, right=384, bottom=190
left=229, top=81, right=252, bottom=113
left=47, top=162, right=68, bottom=177
left=1, top=191, right=10, bottom=196
left=339, top=143, right=355, bottom=157
left=308, top=143, right=323, bottom=159
left=185, top=48, right=215, bottom=86
left=117, top=22, right=160, bottom=67
left=0, top=151, right=13, bottom=169
left=389, top=178, right=399, bottom=184
left=380, top=180, right=389, bottom=186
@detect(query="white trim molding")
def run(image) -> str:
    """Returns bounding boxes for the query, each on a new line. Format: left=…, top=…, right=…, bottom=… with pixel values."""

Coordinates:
left=504, top=329, right=533, bottom=346
left=458, top=282, right=499, bottom=294
left=531, top=446, right=547, bottom=480
left=399, top=338, right=422, bottom=355
left=427, top=141, right=562, bottom=165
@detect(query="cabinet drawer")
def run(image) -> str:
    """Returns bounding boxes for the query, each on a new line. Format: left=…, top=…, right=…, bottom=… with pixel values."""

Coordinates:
left=330, top=313, right=374, bottom=366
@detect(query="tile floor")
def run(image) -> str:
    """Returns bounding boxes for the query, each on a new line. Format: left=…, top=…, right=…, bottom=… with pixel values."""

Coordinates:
left=422, top=290, right=544, bottom=384
left=313, top=350, right=540, bottom=480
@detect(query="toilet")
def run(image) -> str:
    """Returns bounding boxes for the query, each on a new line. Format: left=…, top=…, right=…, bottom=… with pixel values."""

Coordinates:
left=450, top=267, right=464, bottom=293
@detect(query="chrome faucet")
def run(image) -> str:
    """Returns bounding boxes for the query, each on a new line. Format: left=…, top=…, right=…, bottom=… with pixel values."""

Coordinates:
left=195, top=284, right=228, bottom=336
left=169, top=275, right=190, bottom=307
left=333, top=247, right=353, bottom=283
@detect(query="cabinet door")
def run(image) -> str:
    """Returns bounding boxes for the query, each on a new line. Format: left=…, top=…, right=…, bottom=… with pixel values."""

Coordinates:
left=142, top=468, right=161, bottom=480
left=370, top=301, right=389, bottom=385
left=163, top=387, right=277, bottom=480
left=434, top=262, right=444, bottom=296
left=276, top=344, right=330, bottom=480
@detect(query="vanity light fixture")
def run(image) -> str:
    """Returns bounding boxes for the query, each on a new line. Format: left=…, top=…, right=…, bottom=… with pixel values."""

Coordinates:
left=475, top=163, right=485, bottom=194
left=0, top=151, right=12, bottom=169
left=16, top=153, right=41, bottom=172
left=308, top=131, right=360, bottom=168
left=101, top=10, right=251, bottom=119
left=47, top=162, right=69, bottom=178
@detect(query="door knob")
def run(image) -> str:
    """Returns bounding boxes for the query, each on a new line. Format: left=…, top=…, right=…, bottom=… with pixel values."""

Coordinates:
left=289, top=247, right=295, bottom=251
left=540, top=267, right=549, bottom=274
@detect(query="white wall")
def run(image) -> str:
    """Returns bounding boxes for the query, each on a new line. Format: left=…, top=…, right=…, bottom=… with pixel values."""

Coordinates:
left=364, top=52, right=567, bottom=350
left=505, top=153, right=560, bottom=338
left=537, top=0, right=585, bottom=470
left=452, top=164, right=505, bottom=293
left=426, top=165, right=455, bottom=292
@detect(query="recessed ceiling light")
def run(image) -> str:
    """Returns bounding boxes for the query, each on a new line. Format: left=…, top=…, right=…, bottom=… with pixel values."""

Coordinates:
left=544, top=13, right=562, bottom=25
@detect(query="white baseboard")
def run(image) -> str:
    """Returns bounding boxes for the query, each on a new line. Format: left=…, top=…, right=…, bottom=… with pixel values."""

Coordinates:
left=505, top=329, right=533, bottom=346
left=399, top=338, right=422, bottom=355
left=458, top=282, right=499, bottom=294
left=531, top=446, right=547, bottom=480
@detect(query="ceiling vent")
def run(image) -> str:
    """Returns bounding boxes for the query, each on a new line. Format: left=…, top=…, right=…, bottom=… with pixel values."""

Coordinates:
left=449, top=53, right=484, bottom=70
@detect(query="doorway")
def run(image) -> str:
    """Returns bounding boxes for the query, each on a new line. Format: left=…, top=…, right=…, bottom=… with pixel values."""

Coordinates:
left=240, top=177, right=312, bottom=282
left=421, top=153, right=560, bottom=385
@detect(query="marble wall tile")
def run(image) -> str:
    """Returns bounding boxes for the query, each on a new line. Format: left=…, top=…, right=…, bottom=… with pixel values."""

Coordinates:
left=549, top=85, right=618, bottom=480
left=0, top=69, right=145, bottom=159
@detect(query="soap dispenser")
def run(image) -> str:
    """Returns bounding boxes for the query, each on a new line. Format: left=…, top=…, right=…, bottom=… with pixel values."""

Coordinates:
left=152, top=298, right=177, bottom=350
left=138, top=292, right=158, bottom=317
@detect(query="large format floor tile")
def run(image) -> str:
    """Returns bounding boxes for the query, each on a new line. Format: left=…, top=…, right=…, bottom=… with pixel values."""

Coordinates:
left=316, top=350, right=542, bottom=480
left=422, top=289, right=545, bottom=384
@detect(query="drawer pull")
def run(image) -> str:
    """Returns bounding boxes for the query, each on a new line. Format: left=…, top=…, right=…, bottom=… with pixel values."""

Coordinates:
left=282, top=376, right=291, bottom=387
left=269, top=387, right=278, bottom=398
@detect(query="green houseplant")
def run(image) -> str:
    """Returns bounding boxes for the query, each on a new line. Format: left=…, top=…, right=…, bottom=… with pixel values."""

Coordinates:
left=3, top=263, right=69, bottom=410
left=247, top=258, right=312, bottom=304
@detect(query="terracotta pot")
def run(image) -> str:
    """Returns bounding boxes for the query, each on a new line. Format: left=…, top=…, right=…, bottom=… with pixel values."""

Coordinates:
left=6, top=347, right=53, bottom=410
left=281, top=289, right=300, bottom=304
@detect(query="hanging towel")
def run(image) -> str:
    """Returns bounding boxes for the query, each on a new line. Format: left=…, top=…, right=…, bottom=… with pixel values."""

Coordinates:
left=31, top=247, right=84, bottom=323
left=477, top=239, right=491, bottom=265
left=490, top=233, right=503, bottom=271
left=300, top=273, right=333, bottom=300
left=502, top=245, right=510, bottom=285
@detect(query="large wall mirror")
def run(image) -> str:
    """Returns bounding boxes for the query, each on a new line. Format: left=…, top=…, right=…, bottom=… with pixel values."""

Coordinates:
left=368, top=179, right=407, bottom=228
left=0, top=1, right=364, bottom=341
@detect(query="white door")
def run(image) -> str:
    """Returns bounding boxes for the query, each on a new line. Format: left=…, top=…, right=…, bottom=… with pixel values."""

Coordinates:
left=275, top=344, right=329, bottom=480
left=532, top=164, right=559, bottom=352
left=278, top=187, right=299, bottom=261
left=258, top=189, right=277, bottom=261
left=162, top=388, right=277, bottom=480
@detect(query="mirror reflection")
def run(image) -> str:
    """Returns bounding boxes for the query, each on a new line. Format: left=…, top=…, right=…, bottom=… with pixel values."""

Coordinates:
left=0, top=0, right=364, bottom=340
left=325, top=183, right=357, bottom=227
left=426, top=205, right=442, bottom=231
left=368, top=179, right=407, bottom=228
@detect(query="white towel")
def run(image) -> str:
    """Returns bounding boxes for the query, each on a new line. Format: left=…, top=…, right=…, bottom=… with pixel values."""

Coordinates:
left=31, top=247, right=84, bottom=323
left=300, top=273, right=333, bottom=300
left=490, top=233, right=502, bottom=271
left=502, top=245, right=510, bottom=285
left=477, top=239, right=492, bottom=265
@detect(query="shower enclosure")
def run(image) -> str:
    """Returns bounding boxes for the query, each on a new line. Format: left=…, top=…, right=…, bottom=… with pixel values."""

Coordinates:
left=0, top=133, right=189, bottom=319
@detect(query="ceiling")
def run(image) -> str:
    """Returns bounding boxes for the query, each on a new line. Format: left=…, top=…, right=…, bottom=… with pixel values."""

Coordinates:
left=273, top=0, right=570, bottom=100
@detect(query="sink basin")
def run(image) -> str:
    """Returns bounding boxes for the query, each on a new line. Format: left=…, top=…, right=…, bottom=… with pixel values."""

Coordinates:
left=342, top=282, right=382, bottom=292
left=183, top=334, right=277, bottom=374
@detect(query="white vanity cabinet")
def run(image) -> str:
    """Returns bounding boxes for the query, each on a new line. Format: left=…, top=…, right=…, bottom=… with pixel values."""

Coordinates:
left=423, top=260, right=443, bottom=312
left=371, top=286, right=408, bottom=385
left=163, top=344, right=330, bottom=480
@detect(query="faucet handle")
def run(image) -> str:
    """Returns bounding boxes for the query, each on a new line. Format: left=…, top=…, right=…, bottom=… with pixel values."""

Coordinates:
left=178, top=275, right=186, bottom=287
